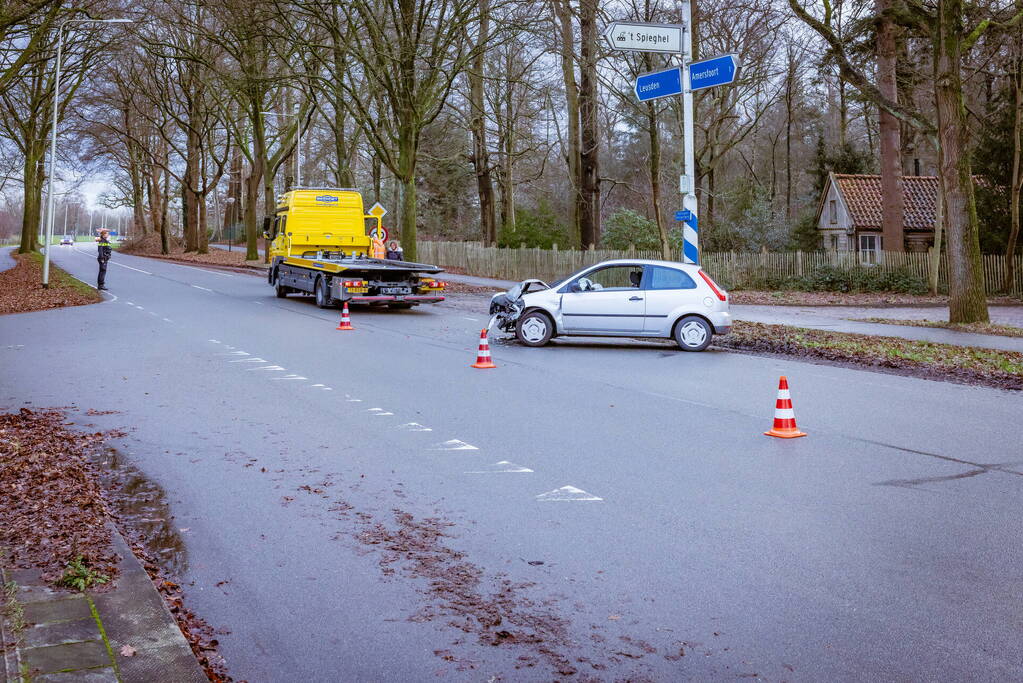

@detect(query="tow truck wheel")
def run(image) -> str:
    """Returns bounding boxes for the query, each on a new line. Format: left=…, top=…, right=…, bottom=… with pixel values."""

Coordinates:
left=314, top=276, right=335, bottom=309
left=515, top=310, right=554, bottom=347
left=275, top=276, right=288, bottom=298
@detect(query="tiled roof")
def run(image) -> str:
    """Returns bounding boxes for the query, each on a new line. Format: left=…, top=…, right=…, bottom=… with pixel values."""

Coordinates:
left=832, top=174, right=939, bottom=232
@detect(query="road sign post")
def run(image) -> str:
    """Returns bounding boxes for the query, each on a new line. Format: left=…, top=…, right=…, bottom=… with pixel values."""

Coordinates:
left=680, top=0, right=698, bottom=264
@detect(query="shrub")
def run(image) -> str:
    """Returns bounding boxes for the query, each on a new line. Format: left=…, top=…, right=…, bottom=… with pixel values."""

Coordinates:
left=600, top=208, right=680, bottom=251
left=777, top=265, right=928, bottom=294
left=498, top=200, right=569, bottom=249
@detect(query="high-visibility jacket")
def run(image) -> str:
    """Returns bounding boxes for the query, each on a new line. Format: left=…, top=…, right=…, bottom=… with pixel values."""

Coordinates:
left=97, top=239, right=112, bottom=261
left=370, top=237, right=386, bottom=259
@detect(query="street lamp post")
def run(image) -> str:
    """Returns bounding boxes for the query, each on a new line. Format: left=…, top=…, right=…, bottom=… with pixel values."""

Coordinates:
left=42, top=16, right=133, bottom=287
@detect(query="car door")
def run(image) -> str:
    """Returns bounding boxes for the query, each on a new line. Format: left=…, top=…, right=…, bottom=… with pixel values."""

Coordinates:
left=643, top=265, right=700, bottom=333
left=560, top=264, right=646, bottom=333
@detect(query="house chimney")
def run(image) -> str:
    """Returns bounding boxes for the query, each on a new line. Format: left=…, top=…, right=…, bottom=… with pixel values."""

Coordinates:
left=914, top=158, right=921, bottom=176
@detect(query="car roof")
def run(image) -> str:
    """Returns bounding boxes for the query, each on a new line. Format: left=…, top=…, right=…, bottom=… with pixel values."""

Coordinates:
left=587, top=258, right=701, bottom=270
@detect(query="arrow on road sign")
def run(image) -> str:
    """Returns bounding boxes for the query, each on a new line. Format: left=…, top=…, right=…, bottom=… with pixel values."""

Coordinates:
left=604, top=21, right=683, bottom=54
left=687, top=53, right=740, bottom=91
left=635, top=66, right=683, bottom=102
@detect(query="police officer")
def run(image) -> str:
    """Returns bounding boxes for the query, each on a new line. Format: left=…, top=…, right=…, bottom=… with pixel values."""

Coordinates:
left=96, top=229, right=112, bottom=290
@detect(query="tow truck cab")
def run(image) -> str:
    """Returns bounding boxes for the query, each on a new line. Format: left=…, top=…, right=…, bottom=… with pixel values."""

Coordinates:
left=266, top=188, right=447, bottom=308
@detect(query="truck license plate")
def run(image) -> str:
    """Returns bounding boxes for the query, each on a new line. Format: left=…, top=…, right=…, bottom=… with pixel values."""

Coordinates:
left=381, top=287, right=410, bottom=295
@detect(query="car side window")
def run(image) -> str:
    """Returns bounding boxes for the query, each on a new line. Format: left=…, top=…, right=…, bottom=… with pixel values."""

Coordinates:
left=648, top=266, right=696, bottom=290
left=571, top=265, right=643, bottom=292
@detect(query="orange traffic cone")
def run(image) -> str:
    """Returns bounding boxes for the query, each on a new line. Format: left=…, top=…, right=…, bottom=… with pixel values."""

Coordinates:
left=764, top=376, right=807, bottom=438
left=336, top=301, right=354, bottom=330
left=471, top=329, right=496, bottom=369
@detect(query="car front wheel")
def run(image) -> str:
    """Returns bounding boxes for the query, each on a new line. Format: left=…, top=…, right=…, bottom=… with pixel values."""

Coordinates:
left=674, top=315, right=712, bottom=352
left=515, top=310, right=554, bottom=347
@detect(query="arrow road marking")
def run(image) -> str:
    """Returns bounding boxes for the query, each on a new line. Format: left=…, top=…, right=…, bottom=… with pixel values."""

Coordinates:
left=465, top=461, right=534, bottom=474
left=430, top=439, right=478, bottom=451
left=535, top=486, right=603, bottom=502
left=396, top=423, right=432, bottom=432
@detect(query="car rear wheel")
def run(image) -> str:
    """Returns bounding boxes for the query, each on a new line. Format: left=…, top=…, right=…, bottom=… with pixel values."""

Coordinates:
left=516, top=310, right=554, bottom=347
left=673, top=315, right=712, bottom=352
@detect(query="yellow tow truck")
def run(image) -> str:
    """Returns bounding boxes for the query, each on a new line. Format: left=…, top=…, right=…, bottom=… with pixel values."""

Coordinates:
left=265, top=188, right=447, bottom=309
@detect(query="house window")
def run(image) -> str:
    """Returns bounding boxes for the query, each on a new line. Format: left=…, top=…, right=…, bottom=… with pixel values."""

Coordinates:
left=829, top=235, right=839, bottom=251
left=859, top=234, right=882, bottom=265
left=829, top=200, right=838, bottom=224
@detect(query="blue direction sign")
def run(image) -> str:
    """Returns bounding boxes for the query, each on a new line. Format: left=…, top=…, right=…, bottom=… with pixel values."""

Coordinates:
left=635, top=66, right=683, bottom=102
left=687, top=54, right=740, bottom=91
left=674, top=209, right=693, bottom=221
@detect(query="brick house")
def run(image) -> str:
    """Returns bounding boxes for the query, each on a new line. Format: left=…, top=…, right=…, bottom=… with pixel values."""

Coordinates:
left=815, top=172, right=939, bottom=262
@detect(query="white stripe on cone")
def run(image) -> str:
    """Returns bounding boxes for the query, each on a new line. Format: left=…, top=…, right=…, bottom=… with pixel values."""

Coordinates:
left=774, top=408, right=795, bottom=419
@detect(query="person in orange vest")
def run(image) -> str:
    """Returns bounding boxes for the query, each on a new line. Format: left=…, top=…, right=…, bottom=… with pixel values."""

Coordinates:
left=370, top=233, right=386, bottom=259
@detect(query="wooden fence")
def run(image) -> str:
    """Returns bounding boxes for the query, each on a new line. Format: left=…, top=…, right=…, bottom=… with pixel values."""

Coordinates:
left=416, top=241, right=1023, bottom=295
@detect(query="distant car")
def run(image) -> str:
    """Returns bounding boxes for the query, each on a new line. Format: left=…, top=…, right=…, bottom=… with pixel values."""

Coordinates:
left=489, top=259, right=731, bottom=352
left=60, top=237, right=73, bottom=245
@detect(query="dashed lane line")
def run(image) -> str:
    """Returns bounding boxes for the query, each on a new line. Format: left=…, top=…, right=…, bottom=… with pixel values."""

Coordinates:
left=192, top=285, right=213, bottom=292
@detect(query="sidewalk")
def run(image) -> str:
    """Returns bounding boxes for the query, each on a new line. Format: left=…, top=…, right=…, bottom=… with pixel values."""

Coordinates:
left=1, top=527, right=205, bottom=682
left=441, top=273, right=1023, bottom=353
left=1, top=247, right=15, bottom=273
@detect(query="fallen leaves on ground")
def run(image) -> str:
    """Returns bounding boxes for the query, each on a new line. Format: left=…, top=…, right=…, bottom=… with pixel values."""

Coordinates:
left=0, top=408, right=118, bottom=585
left=728, top=290, right=1020, bottom=306
left=119, top=236, right=266, bottom=270
left=716, top=321, right=1023, bottom=390
left=854, top=318, right=1023, bottom=338
left=0, top=252, right=101, bottom=315
left=120, top=644, right=137, bottom=657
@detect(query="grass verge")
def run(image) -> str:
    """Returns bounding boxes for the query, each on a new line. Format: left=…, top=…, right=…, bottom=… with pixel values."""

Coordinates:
left=727, top=290, right=1021, bottom=306
left=715, top=321, right=1023, bottom=391
left=854, top=317, right=1023, bottom=338
left=0, top=251, right=101, bottom=315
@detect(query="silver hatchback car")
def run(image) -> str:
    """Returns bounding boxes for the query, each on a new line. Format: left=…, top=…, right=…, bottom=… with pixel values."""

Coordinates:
left=489, top=259, right=731, bottom=351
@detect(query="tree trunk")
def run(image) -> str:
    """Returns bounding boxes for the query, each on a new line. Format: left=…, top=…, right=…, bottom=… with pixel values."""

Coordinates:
left=877, top=0, right=905, bottom=253
left=397, top=130, right=419, bottom=261
left=245, top=107, right=266, bottom=261
left=1006, top=24, right=1023, bottom=293
left=19, top=142, right=44, bottom=254
left=578, top=0, right=600, bottom=248
left=160, top=166, right=170, bottom=255
left=468, top=0, right=496, bottom=245
left=930, top=166, right=944, bottom=295
left=785, top=48, right=795, bottom=220
left=934, top=0, right=988, bottom=323
left=554, top=0, right=581, bottom=247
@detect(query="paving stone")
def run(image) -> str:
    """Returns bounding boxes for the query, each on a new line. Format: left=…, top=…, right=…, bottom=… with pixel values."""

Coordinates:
left=35, top=667, right=119, bottom=682
left=8, top=567, right=46, bottom=585
left=22, top=640, right=112, bottom=674
left=22, top=596, right=93, bottom=625
left=14, top=582, right=69, bottom=604
left=23, top=618, right=102, bottom=648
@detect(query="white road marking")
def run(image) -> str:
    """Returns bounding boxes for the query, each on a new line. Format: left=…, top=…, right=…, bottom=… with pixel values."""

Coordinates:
left=192, top=285, right=213, bottom=292
left=465, top=461, right=534, bottom=474
left=110, top=262, right=152, bottom=274
left=430, top=439, right=479, bottom=451
left=366, top=408, right=394, bottom=416
left=310, top=384, right=326, bottom=387
left=228, top=351, right=249, bottom=356
left=208, top=339, right=221, bottom=343
left=269, top=374, right=307, bottom=381
left=167, top=262, right=233, bottom=277
left=253, top=301, right=264, bottom=305
left=396, top=423, right=432, bottom=432
left=163, top=318, right=173, bottom=322
left=126, top=301, right=135, bottom=306
left=345, top=397, right=362, bottom=402
left=463, top=317, right=479, bottom=321
left=535, top=486, right=603, bottom=502
left=136, top=306, right=144, bottom=310
left=229, top=358, right=266, bottom=363
left=149, top=311, right=158, bottom=316
left=248, top=365, right=285, bottom=371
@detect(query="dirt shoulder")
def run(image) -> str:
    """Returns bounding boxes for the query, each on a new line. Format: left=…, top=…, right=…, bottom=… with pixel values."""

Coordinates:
left=716, top=321, right=1023, bottom=391
left=854, top=318, right=1023, bottom=338
left=729, top=290, right=1021, bottom=307
left=0, top=251, right=102, bottom=315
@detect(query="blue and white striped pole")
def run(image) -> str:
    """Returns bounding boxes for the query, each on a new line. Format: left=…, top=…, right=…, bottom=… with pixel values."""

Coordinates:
left=680, top=0, right=698, bottom=265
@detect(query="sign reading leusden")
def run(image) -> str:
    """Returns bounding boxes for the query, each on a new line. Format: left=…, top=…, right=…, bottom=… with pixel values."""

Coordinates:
left=604, top=21, right=683, bottom=54
left=635, top=67, right=683, bottom=102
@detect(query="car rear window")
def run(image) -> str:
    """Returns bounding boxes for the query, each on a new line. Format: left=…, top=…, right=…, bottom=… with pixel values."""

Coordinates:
left=648, top=266, right=696, bottom=290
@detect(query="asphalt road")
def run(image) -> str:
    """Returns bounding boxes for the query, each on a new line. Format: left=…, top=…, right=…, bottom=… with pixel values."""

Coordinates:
left=3, top=246, right=1022, bottom=681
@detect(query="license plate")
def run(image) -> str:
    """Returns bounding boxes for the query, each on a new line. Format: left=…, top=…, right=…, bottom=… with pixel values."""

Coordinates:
left=380, top=286, right=410, bottom=295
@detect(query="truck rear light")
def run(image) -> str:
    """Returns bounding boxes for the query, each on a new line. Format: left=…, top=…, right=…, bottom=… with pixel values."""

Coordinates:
left=698, top=270, right=727, bottom=301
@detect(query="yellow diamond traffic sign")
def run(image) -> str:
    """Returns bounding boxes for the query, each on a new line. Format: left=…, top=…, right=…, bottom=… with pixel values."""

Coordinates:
left=368, top=202, right=387, bottom=218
